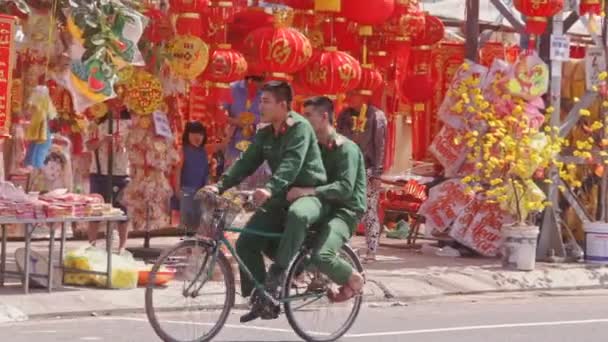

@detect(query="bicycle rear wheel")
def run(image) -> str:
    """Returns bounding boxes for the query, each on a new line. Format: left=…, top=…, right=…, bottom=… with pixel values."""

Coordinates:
left=145, top=240, right=235, bottom=342
left=283, top=245, right=363, bottom=342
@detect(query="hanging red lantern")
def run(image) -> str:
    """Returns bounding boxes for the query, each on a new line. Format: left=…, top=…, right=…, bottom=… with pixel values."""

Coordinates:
left=228, top=7, right=274, bottom=51
left=201, top=44, right=248, bottom=102
left=340, top=0, right=396, bottom=26
left=513, top=0, right=565, bottom=35
left=580, top=0, right=603, bottom=15
left=242, top=10, right=313, bottom=80
left=302, top=47, right=362, bottom=95
left=175, top=13, right=206, bottom=37
left=356, top=64, right=383, bottom=96
left=169, top=0, right=209, bottom=12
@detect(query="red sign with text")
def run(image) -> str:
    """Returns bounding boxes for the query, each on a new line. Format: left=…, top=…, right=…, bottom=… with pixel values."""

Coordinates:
left=0, top=15, right=15, bottom=137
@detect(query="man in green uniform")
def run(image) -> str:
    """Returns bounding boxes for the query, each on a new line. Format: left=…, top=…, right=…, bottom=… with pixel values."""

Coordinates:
left=288, top=96, right=366, bottom=302
left=209, top=81, right=328, bottom=321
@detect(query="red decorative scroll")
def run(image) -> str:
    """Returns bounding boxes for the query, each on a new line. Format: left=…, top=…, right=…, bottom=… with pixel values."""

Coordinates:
left=0, top=15, right=16, bottom=138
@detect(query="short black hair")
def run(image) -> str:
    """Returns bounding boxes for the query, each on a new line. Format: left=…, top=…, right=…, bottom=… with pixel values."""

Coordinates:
left=44, top=151, right=66, bottom=167
left=303, top=96, right=335, bottom=124
left=182, top=121, right=207, bottom=148
left=261, top=81, right=293, bottom=109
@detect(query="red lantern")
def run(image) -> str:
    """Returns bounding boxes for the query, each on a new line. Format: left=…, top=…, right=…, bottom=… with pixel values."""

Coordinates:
left=513, top=0, right=565, bottom=35
left=175, top=13, right=206, bottom=37
left=341, top=0, right=396, bottom=26
left=302, top=47, right=362, bottom=95
left=202, top=44, right=248, bottom=102
left=580, top=0, right=603, bottom=15
left=356, top=65, right=383, bottom=96
left=228, top=7, right=274, bottom=51
left=169, top=0, right=208, bottom=12
left=242, top=11, right=313, bottom=79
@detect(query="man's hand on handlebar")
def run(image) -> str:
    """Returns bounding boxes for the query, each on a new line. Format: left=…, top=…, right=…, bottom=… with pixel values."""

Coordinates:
left=253, top=188, right=271, bottom=207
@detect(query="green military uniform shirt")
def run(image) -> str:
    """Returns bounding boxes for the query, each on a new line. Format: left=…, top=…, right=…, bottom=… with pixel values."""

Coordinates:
left=315, top=131, right=367, bottom=221
left=218, top=111, right=327, bottom=197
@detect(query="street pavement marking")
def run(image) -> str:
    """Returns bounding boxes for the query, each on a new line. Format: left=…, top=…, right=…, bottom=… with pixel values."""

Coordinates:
left=104, top=316, right=297, bottom=334
left=343, top=318, right=608, bottom=338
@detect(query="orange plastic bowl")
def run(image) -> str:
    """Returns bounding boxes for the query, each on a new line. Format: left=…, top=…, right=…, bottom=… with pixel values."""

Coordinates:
left=138, top=270, right=175, bottom=286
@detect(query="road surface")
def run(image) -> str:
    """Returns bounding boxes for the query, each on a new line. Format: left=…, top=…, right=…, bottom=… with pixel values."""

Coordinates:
left=2, top=290, right=608, bottom=341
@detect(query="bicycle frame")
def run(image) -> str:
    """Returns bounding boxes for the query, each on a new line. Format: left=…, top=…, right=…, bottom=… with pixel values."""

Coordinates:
left=196, top=226, right=325, bottom=305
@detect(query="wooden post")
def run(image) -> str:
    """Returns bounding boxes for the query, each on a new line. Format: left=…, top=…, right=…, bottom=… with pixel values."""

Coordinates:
left=465, top=0, right=480, bottom=61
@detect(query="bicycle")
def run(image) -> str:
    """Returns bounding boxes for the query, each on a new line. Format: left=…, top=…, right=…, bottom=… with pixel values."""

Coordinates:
left=145, top=190, right=364, bottom=342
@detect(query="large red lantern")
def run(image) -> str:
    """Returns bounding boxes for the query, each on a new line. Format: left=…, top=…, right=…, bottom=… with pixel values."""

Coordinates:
left=340, top=0, right=396, bottom=26
left=580, top=0, right=603, bottom=15
left=513, top=0, right=565, bottom=35
left=228, top=7, right=273, bottom=51
left=356, top=64, right=383, bottom=96
left=199, top=45, right=248, bottom=102
left=302, top=47, right=362, bottom=95
left=242, top=10, right=313, bottom=79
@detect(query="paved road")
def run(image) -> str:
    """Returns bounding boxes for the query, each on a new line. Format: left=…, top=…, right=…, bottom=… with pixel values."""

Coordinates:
left=2, top=291, right=608, bottom=341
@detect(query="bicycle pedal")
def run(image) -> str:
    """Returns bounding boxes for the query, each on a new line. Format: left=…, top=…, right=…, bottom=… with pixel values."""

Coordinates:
left=240, top=311, right=260, bottom=323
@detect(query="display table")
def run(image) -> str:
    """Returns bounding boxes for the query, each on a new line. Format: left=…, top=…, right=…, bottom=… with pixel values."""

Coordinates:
left=0, top=215, right=128, bottom=294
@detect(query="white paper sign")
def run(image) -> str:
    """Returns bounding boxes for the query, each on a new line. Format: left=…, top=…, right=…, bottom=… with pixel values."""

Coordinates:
left=586, top=47, right=606, bottom=90
left=550, top=34, right=570, bottom=61
left=153, top=111, right=173, bottom=139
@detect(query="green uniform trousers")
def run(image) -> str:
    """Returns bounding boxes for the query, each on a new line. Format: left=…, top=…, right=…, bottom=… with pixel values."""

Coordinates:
left=235, top=196, right=326, bottom=297
left=311, top=212, right=358, bottom=285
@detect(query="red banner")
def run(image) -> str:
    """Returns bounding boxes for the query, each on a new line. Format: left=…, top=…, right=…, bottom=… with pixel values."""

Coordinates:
left=0, top=15, right=15, bottom=138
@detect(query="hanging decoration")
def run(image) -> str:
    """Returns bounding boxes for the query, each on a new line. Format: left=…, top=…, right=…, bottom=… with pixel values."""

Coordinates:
left=242, top=9, right=313, bottom=80
left=165, top=35, right=211, bottom=80
left=170, top=0, right=209, bottom=38
left=200, top=44, right=248, bottom=102
left=356, top=64, right=383, bottom=96
left=580, top=0, right=603, bottom=16
left=123, top=69, right=164, bottom=116
left=513, top=0, right=565, bottom=35
left=302, top=47, right=362, bottom=96
left=0, top=14, right=16, bottom=138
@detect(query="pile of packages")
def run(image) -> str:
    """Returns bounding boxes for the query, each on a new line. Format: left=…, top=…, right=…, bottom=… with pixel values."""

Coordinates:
left=0, top=182, right=123, bottom=220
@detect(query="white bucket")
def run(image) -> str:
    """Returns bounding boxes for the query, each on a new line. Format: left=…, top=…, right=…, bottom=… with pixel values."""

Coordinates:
left=501, top=225, right=540, bottom=271
left=583, top=222, right=608, bottom=264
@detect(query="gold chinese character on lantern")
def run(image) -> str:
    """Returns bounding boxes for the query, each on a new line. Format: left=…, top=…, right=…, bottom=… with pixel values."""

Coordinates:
left=338, top=64, right=356, bottom=86
left=269, top=38, right=293, bottom=65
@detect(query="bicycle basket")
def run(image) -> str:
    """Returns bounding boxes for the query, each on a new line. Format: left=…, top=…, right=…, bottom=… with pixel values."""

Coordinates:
left=196, top=190, right=243, bottom=237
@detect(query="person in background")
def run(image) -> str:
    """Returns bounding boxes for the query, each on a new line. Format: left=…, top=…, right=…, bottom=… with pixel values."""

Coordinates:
left=223, top=75, right=271, bottom=189
left=87, top=110, right=131, bottom=254
left=337, top=92, right=387, bottom=263
left=174, top=121, right=209, bottom=235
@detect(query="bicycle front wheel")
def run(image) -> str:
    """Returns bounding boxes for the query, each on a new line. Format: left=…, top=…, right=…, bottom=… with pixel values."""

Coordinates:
left=283, top=245, right=363, bottom=342
left=145, top=240, right=235, bottom=342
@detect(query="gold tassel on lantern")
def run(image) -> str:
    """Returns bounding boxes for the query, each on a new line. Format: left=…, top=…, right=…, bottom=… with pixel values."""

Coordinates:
left=315, top=0, right=341, bottom=12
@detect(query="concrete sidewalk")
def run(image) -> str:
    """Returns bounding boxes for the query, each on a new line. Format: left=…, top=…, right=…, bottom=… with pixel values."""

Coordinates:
left=2, top=235, right=608, bottom=323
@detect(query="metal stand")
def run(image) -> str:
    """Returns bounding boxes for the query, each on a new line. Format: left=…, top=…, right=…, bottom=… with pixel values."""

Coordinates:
left=127, top=204, right=162, bottom=260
